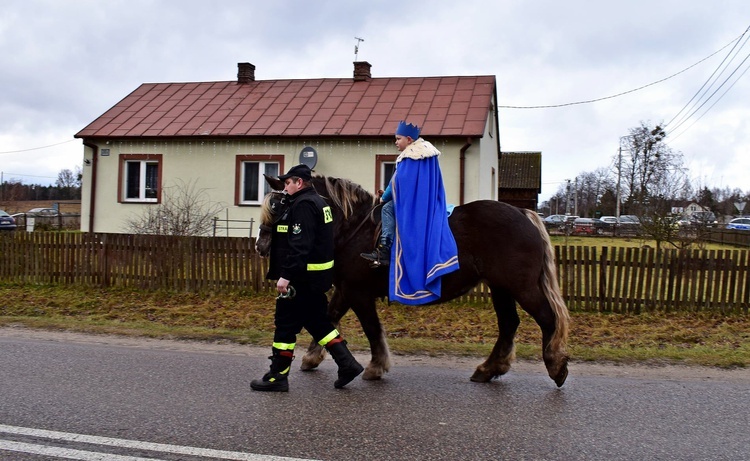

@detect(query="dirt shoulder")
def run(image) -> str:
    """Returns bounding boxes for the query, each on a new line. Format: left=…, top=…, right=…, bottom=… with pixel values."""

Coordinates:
left=3, top=326, right=749, bottom=383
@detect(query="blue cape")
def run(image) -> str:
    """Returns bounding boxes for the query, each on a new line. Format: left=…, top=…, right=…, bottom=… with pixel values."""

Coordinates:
left=389, top=153, right=459, bottom=305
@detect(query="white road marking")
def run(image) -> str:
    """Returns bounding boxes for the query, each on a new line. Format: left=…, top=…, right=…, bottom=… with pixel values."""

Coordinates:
left=0, top=440, right=161, bottom=460
left=0, top=424, right=319, bottom=461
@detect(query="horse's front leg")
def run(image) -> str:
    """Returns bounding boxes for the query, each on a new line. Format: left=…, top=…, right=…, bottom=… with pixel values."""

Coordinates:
left=348, top=293, right=390, bottom=380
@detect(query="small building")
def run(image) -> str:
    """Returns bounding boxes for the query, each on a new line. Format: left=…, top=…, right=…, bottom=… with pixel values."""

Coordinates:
left=497, top=151, right=541, bottom=210
left=75, top=62, right=501, bottom=235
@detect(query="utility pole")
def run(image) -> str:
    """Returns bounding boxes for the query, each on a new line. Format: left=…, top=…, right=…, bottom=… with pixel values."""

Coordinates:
left=616, top=144, right=622, bottom=219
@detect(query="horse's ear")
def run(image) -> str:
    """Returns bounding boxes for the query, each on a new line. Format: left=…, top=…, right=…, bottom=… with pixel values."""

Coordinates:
left=264, top=174, right=284, bottom=191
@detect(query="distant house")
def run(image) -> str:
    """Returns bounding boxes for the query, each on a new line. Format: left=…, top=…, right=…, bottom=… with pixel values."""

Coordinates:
left=670, top=201, right=711, bottom=216
left=75, top=62, right=501, bottom=235
left=497, top=151, right=541, bottom=211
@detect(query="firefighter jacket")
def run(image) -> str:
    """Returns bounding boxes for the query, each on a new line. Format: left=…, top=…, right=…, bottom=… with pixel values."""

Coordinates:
left=266, top=205, right=290, bottom=281
left=278, top=186, right=334, bottom=292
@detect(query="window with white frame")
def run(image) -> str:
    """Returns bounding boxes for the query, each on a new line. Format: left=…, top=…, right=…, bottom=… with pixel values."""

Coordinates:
left=237, top=155, right=282, bottom=205
left=120, top=154, right=162, bottom=203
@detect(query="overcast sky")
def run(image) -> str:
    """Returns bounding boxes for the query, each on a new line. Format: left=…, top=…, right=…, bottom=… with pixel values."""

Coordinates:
left=2, top=0, right=749, bottom=202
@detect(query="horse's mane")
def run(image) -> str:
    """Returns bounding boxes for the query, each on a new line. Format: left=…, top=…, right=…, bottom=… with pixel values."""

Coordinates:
left=260, top=193, right=276, bottom=226
left=260, top=175, right=377, bottom=226
left=313, top=176, right=377, bottom=220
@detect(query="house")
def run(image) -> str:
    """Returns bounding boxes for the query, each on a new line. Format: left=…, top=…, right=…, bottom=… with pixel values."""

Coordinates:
left=75, top=62, right=501, bottom=235
left=497, top=151, right=541, bottom=211
left=670, top=201, right=711, bottom=216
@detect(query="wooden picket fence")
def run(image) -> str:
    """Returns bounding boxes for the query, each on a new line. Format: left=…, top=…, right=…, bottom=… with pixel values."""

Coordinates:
left=554, top=246, right=749, bottom=313
left=1, top=232, right=748, bottom=313
left=0, top=232, right=273, bottom=294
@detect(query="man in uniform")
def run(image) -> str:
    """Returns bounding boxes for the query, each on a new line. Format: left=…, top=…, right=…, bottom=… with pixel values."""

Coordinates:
left=251, top=164, right=364, bottom=392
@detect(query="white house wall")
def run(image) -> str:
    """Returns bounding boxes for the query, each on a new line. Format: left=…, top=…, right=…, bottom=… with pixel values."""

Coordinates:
left=81, top=136, right=496, bottom=236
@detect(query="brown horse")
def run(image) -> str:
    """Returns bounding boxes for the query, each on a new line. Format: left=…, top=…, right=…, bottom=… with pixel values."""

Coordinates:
left=258, top=175, right=570, bottom=387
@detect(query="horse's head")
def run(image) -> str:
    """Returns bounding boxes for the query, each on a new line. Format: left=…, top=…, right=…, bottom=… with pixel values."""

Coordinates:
left=256, top=175, right=289, bottom=256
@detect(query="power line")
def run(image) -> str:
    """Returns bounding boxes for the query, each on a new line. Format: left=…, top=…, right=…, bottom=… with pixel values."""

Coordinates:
left=666, top=31, right=750, bottom=137
left=0, top=139, right=76, bottom=155
left=664, top=26, right=750, bottom=129
left=497, top=30, right=745, bottom=109
left=668, top=57, right=750, bottom=142
left=2, top=172, right=58, bottom=180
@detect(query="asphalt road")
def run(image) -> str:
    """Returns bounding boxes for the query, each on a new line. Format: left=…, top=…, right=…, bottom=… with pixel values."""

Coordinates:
left=1, top=329, right=748, bottom=461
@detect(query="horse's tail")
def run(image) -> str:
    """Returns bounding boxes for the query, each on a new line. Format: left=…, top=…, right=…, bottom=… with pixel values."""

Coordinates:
left=523, top=209, right=570, bottom=354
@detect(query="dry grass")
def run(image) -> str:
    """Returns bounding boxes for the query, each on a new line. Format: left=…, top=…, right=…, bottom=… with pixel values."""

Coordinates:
left=1, top=283, right=748, bottom=368
left=550, top=234, right=739, bottom=250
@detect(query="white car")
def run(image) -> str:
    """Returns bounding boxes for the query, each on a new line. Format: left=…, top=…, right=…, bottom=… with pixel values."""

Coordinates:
left=27, top=207, right=61, bottom=217
left=726, top=217, right=750, bottom=231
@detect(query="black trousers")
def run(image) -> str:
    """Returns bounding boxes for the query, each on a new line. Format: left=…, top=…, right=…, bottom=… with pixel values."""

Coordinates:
left=273, top=283, right=335, bottom=346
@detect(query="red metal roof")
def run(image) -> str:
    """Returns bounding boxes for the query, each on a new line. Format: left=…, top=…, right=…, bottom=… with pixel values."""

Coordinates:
left=76, top=74, right=496, bottom=139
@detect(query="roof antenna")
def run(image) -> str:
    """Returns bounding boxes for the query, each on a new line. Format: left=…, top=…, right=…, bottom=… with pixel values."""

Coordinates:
left=354, top=37, right=364, bottom=61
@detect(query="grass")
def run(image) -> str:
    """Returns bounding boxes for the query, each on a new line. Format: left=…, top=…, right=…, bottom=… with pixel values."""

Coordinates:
left=549, top=234, right=739, bottom=250
left=1, top=282, right=748, bottom=368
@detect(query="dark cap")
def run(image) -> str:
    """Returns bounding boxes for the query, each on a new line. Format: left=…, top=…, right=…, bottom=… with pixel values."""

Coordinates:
left=278, top=164, right=312, bottom=181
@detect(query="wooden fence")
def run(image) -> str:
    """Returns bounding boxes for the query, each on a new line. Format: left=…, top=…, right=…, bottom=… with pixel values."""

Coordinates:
left=0, top=232, right=273, bottom=294
left=555, top=246, right=748, bottom=313
left=1, top=232, right=748, bottom=313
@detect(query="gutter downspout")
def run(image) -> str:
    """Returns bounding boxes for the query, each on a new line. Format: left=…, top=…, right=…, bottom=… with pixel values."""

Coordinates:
left=459, top=138, right=472, bottom=205
left=82, top=141, right=98, bottom=234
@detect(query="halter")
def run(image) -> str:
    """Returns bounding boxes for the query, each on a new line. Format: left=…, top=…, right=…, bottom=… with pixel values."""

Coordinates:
left=259, top=192, right=289, bottom=233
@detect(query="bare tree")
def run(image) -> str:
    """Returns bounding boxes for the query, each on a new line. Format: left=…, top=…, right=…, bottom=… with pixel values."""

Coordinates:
left=55, top=169, right=79, bottom=200
left=621, top=122, right=675, bottom=213
left=576, top=168, right=615, bottom=217
left=125, top=179, right=226, bottom=236
left=56, top=169, right=77, bottom=188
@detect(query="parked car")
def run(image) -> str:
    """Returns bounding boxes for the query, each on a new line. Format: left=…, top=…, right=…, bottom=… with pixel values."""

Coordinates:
left=0, top=209, right=17, bottom=231
left=600, top=216, right=618, bottom=225
left=27, top=207, right=60, bottom=217
left=688, top=211, right=718, bottom=227
left=619, top=215, right=640, bottom=225
left=572, top=217, right=610, bottom=235
left=726, top=217, right=750, bottom=230
left=543, top=214, right=566, bottom=225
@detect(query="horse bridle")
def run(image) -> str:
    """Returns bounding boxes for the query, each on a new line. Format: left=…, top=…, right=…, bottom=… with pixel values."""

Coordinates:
left=259, top=193, right=289, bottom=233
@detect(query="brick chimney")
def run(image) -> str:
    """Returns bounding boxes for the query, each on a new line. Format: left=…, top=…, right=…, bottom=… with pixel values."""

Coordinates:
left=237, top=62, right=256, bottom=83
left=353, top=61, right=372, bottom=81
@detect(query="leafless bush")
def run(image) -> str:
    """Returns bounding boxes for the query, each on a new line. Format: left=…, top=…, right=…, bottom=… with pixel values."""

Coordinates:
left=125, top=179, right=226, bottom=236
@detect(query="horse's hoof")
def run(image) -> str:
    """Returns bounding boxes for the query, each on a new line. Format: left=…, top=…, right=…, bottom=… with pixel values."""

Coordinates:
left=362, top=364, right=384, bottom=380
left=300, top=354, right=324, bottom=371
left=470, top=369, right=492, bottom=383
left=553, top=365, right=569, bottom=387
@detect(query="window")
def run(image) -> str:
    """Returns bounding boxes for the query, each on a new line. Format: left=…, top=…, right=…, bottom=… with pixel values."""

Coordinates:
left=375, top=154, right=397, bottom=191
left=236, top=155, right=283, bottom=205
left=119, top=154, right=162, bottom=203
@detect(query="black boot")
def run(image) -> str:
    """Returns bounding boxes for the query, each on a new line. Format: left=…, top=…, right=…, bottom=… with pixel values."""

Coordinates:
left=326, top=339, right=364, bottom=389
left=360, top=242, right=391, bottom=267
left=250, top=349, right=293, bottom=392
